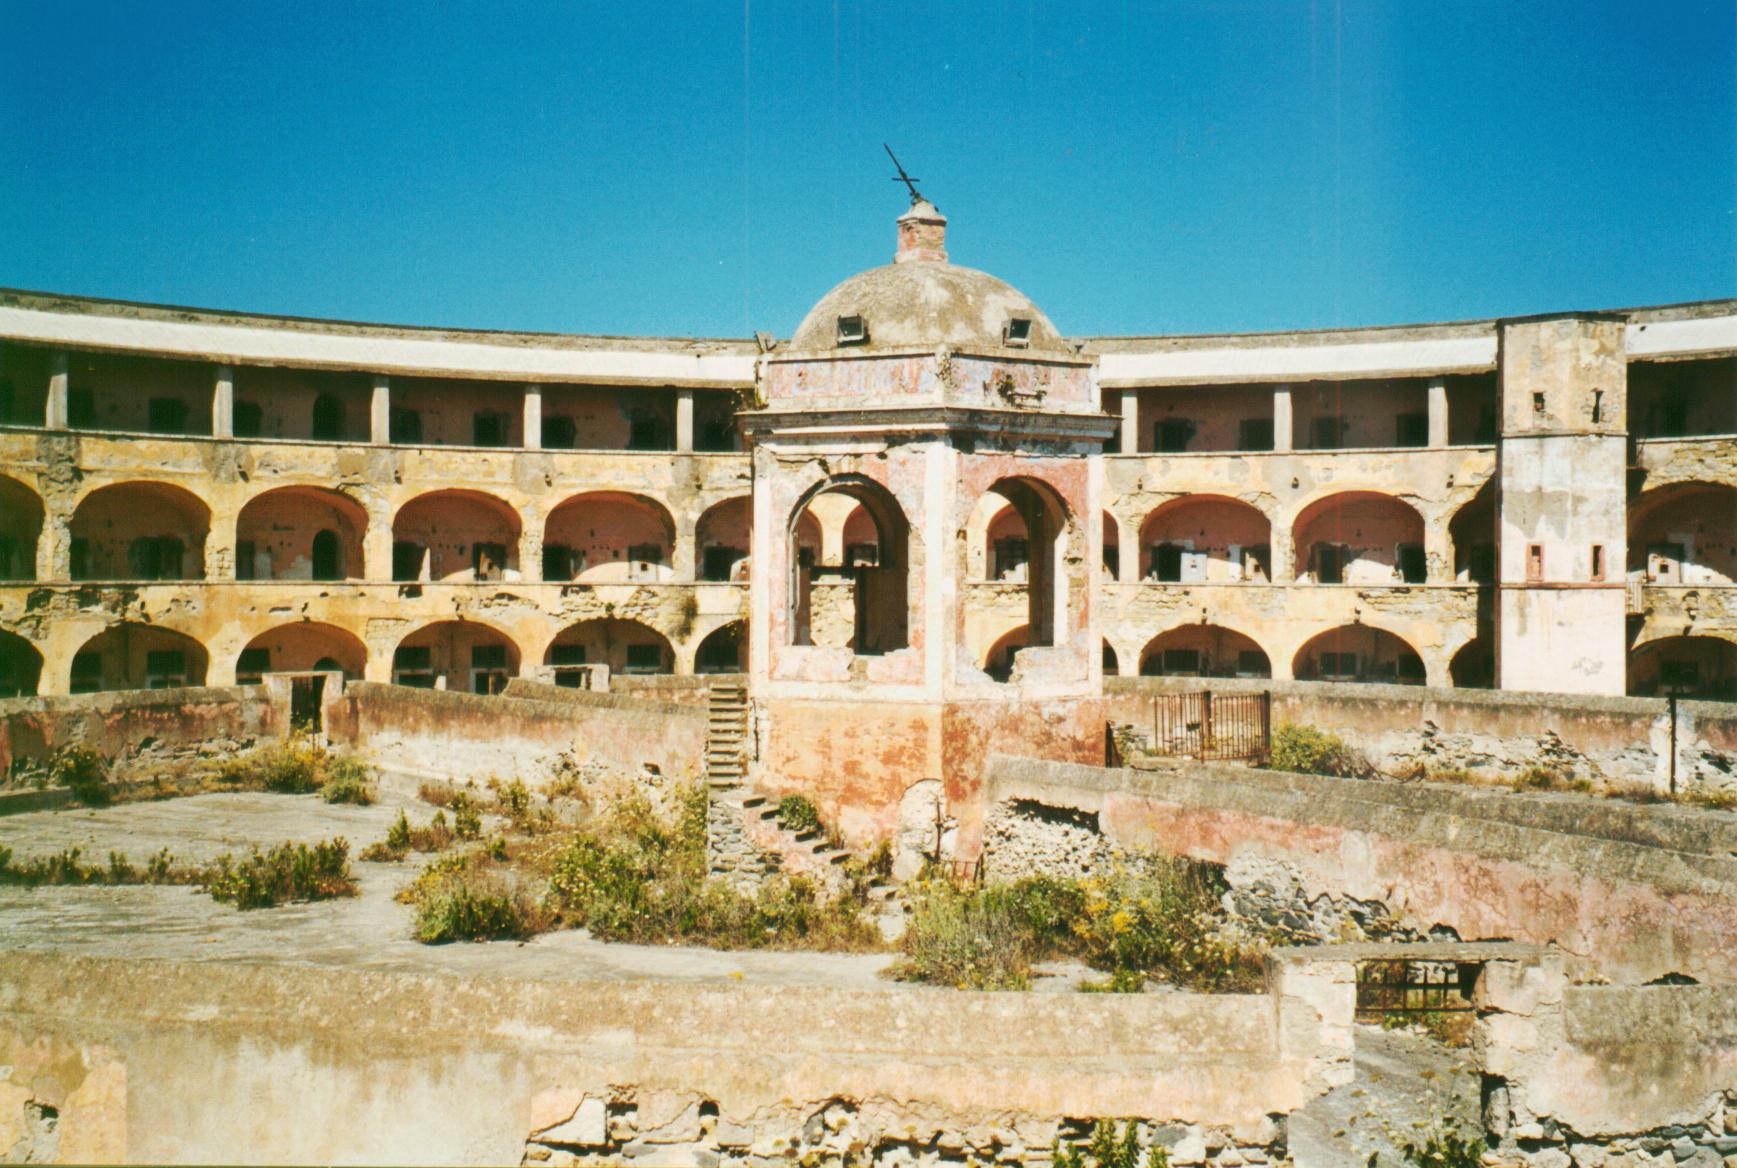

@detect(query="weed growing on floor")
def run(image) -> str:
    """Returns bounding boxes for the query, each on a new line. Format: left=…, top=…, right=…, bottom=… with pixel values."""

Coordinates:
left=404, top=852, right=548, bottom=943
left=891, top=862, right=1267, bottom=993
left=0, top=836, right=356, bottom=910
left=320, top=757, right=375, bottom=805
left=0, top=845, right=188, bottom=887
left=359, top=808, right=456, bottom=861
left=542, top=784, right=879, bottom=952
left=201, top=839, right=355, bottom=909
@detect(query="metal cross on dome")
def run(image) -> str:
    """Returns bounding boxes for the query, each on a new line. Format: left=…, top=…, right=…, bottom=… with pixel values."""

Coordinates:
left=884, top=144, right=931, bottom=208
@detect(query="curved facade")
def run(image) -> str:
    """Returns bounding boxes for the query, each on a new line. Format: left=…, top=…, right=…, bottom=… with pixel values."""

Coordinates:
left=3, top=205, right=1736, bottom=701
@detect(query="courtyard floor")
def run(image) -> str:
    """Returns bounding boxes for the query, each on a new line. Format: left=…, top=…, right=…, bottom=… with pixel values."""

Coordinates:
left=0, top=789, right=905, bottom=990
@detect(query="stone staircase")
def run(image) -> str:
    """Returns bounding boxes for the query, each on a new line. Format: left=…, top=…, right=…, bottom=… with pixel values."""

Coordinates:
left=705, top=681, right=749, bottom=786
left=700, top=683, right=897, bottom=914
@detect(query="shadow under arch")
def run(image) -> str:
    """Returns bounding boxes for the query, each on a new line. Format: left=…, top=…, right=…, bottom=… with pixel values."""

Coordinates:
left=788, top=475, right=911, bottom=655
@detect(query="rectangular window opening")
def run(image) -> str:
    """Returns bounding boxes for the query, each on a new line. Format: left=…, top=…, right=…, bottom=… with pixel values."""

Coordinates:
left=1526, top=543, right=1545, bottom=583
left=1237, top=417, right=1274, bottom=452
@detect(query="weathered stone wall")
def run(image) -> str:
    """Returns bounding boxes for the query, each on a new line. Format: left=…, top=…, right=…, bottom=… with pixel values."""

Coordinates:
left=330, top=681, right=705, bottom=788
left=0, top=952, right=1349, bottom=1166
left=1475, top=952, right=1737, bottom=1165
left=1106, top=676, right=1737, bottom=797
left=983, top=753, right=1737, bottom=985
left=984, top=795, right=1435, bottom=948
left=0, top=685, right=278, bottom=780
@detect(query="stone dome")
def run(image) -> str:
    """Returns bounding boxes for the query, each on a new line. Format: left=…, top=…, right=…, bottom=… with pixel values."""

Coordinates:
left=788, top=199, right=1067, bottom=354
left=790, top=261, right=1067, bottom=354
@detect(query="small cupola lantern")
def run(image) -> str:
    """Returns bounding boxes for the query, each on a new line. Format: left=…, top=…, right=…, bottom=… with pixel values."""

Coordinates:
left=896, top=199, right=947, bottom=264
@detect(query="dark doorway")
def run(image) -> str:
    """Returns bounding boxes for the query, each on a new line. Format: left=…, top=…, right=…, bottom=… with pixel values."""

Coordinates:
left=290, top=674, right=324, bottom=732
left=311, top=529, right=341, bottom=581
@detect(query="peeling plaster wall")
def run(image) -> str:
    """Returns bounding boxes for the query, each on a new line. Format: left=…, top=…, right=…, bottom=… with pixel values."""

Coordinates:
left=1103, top=676, right=1736, bottom=793
left=331, top=680, right=704, bottom=786
left=983, top=753, right=1737, bottom=985
left=0, top=685, right=277, bottom=778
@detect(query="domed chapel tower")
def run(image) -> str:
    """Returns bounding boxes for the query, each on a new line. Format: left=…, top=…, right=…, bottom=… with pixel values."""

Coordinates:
left=742, top=195, right=1116, bottom=856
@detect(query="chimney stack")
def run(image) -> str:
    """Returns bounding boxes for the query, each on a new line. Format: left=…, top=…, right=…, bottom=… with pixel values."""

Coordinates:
left=896, top=199, right=947, bottom=264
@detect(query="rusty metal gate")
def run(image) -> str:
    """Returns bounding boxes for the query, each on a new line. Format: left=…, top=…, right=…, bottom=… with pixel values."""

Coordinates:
left=1355, top=958, right=1477, bottom=1043
left=1149, top=690, right=1271, bottom=762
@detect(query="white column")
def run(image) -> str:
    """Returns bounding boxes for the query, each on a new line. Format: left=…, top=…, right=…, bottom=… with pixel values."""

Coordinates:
left=1273, top=384, right=1293, bottom=453
left=1118, top=389, right=1140, bottom=455
left=675, top=388, right=695, bottom=454
left=370, top=375, right=391, bottom=445
left=1427, top=377, right=1448, bottom=448
left=212, top=365, right=235, bottom=439
left=523, top=384, right=543, bottom=450
left=45, top=351, right=69, bottom=430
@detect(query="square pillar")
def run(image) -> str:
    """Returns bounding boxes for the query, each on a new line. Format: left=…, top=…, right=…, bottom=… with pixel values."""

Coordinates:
left=45, top=351, right=69, bottom=430
left=1428, top=377, right=1448, bottom=448
left=1272, top=384, right=1293, bottom=453
left=213, top=365, right=235, bottom=439
left=675, top=388, right=695, bottom=454
left=1118, top=389, right=1140, bottom=455
left=370, top=375, right=391, bottom=445
left=523, top=384, right=543, bottom=450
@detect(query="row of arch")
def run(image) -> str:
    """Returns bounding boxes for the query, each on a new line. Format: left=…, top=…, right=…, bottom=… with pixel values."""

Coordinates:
left=4, top=476, right=1733, bottom=589
left=1029, top=622, right=1728, bottom=698
left=0, top=478, right=751, bottom=584
left=0, top=619, right=747, bottom=698
left=3, top=617, right=1728, bottom=700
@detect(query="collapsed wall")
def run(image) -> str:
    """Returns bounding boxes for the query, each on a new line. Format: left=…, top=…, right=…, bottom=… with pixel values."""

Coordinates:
left=0, top=684, right=279, bottom=781
left=982, top=753, right=1737, bottom=985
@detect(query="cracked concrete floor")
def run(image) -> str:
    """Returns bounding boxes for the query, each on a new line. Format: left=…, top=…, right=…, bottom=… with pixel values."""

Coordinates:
left=0, top=790, right=902, bottom=990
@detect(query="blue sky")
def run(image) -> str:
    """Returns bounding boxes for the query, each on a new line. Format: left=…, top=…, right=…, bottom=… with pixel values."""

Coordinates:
left=2, top=2, right=1733, bottom=339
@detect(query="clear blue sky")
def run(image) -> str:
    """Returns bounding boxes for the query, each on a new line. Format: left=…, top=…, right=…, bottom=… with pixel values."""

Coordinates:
left=2, top=2, right=1733, bottom=339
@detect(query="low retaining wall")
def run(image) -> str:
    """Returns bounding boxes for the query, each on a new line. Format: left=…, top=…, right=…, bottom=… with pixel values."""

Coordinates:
left=0, top=951, right=1348, bottom=1166
left=982, top=754, right=1737, bottom=985
left=329, top=681, right=706, bottom=787
left=1104, top=677, right=1737, bottom=796
left=0, top=686, right=279, bottom=780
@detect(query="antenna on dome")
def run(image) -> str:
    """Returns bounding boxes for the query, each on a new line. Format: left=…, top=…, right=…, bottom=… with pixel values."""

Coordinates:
left=884, top=144, right=930, bottom=208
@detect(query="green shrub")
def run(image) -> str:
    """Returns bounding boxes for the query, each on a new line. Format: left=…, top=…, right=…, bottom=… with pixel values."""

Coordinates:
left=541, top=785, right=877, bottom=952
left=775, top=794, right=823, bottom=835
left=52, top=747, right=111, bottom=806
left=257, top=736, right=325, bottom=794
left=892, top=863, right=1266, bottom=994
left=411, top=862, right=544, bottom=943
left=320, top=757, right=375, bottom=805
left=363, top=807, right=454, bottom=860
left=453, top=800, right=482, bottom=840
left=891, top=879, right=1048, bottom=990
left=490, top=777, right=532, bottom=819
left=201, top=838, right=355, bottom=909
left=1051, top=1122, right=1169, bottom=1168
left=1270, top=723, right=1371, bottom=778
